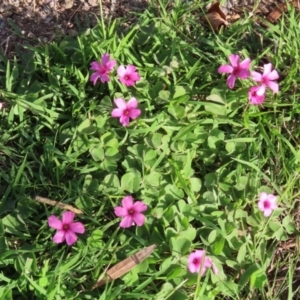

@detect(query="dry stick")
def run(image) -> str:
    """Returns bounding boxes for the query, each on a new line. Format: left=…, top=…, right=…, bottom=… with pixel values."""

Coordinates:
left=34, top=196, right=83, bottom=214
left=91, top=244, right=157, bottom=289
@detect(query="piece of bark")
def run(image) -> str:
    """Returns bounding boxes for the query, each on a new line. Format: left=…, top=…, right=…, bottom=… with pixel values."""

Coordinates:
left=92, top=244, right=157, bottom=289
left=34, top=196, right=83, bottom=214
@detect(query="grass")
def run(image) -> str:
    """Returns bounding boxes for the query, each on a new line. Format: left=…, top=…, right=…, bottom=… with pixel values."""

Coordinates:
left=0, top=0, right=300, bottom=299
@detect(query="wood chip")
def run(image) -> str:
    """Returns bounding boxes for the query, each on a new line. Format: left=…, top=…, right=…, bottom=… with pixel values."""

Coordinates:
left=92, top=244, right=157, bottom=289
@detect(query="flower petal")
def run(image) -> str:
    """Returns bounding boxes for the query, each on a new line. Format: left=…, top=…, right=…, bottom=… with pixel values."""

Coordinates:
left=264, top=209, right=272, bottom=217
left=127, top=97, right=138, bottom=109
left=101, top=54, right=110, bottom=64
left=128, top=109, right=141, bottom=120
left=90, top=73, right=100, bottom=85
left=65, top=230, right=78, bottom=246
left=259, top=192, right=268, bottom=202
left=188, top=263, right=198, bottom=273
left=106, top=60, right=117, bottom=70
left=100, top=74, right=110, bottom=83
left=132, top=201, right=147, bottom=212
left=218, top=64, right=233, bottom=74
left=130, top=73, right=141, bottom=81
left=69, top=222, right=85, bottom=234
left=119, top=216, right=134, bottom=228
left=239, top=58, right=251, bottom=69
left=256, top=85, right=266, bottom=96
left=258, top=200, right=265, bottom=211
left=48, top=215, right=62, bottom=230
left=117, top=65, right=126, bottom=77
left=121, top=196, right=134, bottom=209
left=188, top=252, right=197, bottom=264
left=226, top=74, right=236, bottom=89
left=120, top=115, right=130, bottom=126
left=114, top=206, right=128, bottom=217
left=114, top=98, right=127, bottom=110
left=229, top=54, right=240, bottom=67
left=263, top=63, right=272, bottom=76
left=90, top=61, right=101, bottom=71
left=122, top=79, right=135, bottom=87
left=132, top=212, right=146, bottom=226
left=62, top=211, right=75, bottom=225
left=266, top=69, right=279, bottom=80
left=237, top=69, right=250, bottom=79
left=127, top=65, right=137, bottom=73
left=53, top=230, right=66, bottom=244
left=111, top=108, right=124, bottom=118
left=266, top=81, right=279, bottom=94
left=251, top=71, right=262, bottom=82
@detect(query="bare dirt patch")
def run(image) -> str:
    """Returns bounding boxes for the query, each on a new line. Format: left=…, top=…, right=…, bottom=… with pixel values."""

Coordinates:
left=0, top=0, right=149, bottom=58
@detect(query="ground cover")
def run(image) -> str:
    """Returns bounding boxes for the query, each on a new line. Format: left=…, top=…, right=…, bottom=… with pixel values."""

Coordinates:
left=0, top=1, right=300, bottom=299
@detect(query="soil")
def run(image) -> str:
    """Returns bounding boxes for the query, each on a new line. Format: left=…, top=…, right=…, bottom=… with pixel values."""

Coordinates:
left=0, top=0, right=149, bottom=58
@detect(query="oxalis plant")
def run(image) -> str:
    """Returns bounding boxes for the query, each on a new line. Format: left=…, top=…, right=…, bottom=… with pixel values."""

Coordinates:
left=0, top=2, right=299, bottom=299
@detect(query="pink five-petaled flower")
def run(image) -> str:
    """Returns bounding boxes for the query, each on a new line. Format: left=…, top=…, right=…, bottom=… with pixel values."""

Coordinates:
left=188, top=250, right=219, bottom=276
left=111, top=97, right=141, bottom=127
left=117, top=65, right=140, bottom=86
left=218, top=54, right=251, bottom=89
left=258, top=192, right=277, bottom=217
left=248, top=86, right=266, bottom=105
left=48, top=211, right=85, bottom=246
left=114, top=196, right=147, bottom=228
left=251, top=63, right=279, bottom=95
left=90, top=53, right=116, bottom=85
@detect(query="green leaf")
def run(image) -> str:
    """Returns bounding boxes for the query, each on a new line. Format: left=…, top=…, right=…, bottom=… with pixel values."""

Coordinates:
left=237, top=243, right=247, bottom=264
left=250, top=269, right=267, bottom=289
left=170, top=237, right=191, bottom=255
left=77, top=119, right=96, bottom=134
left=121, top=172, right=141, bottom=193
left=212, top=237, right=225, bottom=255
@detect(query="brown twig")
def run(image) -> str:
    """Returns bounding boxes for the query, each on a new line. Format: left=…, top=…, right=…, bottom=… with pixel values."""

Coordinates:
left=34, top=196, right=83, bottom=214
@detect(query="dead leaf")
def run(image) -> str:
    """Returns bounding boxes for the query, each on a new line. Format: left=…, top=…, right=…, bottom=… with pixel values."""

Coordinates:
left=64, top=0, right=74, bottom=9
left=204, top=2, right=228, bottom=32
left=92, top=244, right=157, bottom=289
left=34, top=196, right=83, bottom=214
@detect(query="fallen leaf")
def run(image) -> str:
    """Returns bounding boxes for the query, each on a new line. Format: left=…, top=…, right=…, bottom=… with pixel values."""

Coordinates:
left=92, top=244, right=157, bottom=289
left=34, top=196, right=83, bottom=214
left=204, top=2, right=228, bottom=32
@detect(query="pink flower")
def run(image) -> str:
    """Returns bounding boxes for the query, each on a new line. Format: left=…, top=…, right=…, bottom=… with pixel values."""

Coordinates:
left=90, top=53, right=116, bottom=84
left=48, top=211, right=85, bottom=246
left=114, top=196, right=147, bottom=228
left=248, top=86, right=266, bottom=105
left=117, top=65, right=140, bottom=86
left=251, top=63, right=279, bottom=95
left=188, top=250, right=219, bottom=275
left=0, top=102, right=6, bottom=110
left=111, top=97, right=141, bottom=127
left=258, top=192, right=277, bottom=217
left=218, top=54, right=251, bottom=89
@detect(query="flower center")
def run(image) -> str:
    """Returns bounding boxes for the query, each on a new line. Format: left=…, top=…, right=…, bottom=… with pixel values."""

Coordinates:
left=124, top=75, right=130, bottom=80
left=128, top=209, right=134, bottom=215
left=193, top=258, right=199, bottom=264
left=63, top=224, right=69, bottom=230
left=124, top=109, right=129, bottom=116
left=233, top=67, right=240, bottom=76
left=263, top=201, right=271, bottom=209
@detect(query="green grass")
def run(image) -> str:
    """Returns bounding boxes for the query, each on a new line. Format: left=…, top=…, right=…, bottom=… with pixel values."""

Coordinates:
left=0, top=0, right=300, bottom=299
